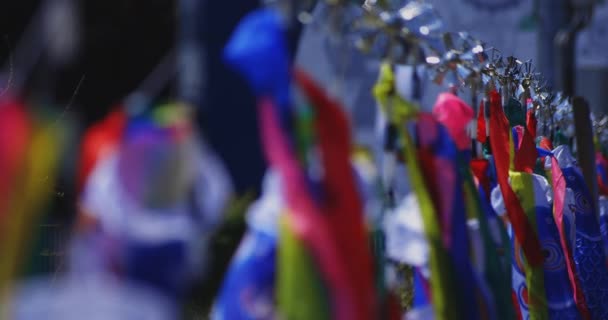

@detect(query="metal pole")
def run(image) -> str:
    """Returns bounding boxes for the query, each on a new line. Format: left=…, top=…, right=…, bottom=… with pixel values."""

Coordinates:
left=538, top=0, right=568, bottom=89
left=554, top=0, right=594, bottom=95
left=572, top=96, right=599, bottom=217
left=178, top=0, right=205, bottom=107
left=554, top=1, right=597, bottom=216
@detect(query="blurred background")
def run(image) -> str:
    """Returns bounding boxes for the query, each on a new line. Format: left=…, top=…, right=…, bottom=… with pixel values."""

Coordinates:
left=0, top=0, right=264, bottom=233
left=0, top=0, right=606, bottom=317
left=2, top=0, right=606, bottom=208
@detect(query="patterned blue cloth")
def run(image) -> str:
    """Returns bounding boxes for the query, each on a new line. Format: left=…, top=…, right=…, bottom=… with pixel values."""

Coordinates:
left=535, top=204, right=581, bottom=319
left=563, top=167, right=608, bottom=319
left=212, top=231, right=276, bottom=320
left=556, top=146, right=608, bottom=319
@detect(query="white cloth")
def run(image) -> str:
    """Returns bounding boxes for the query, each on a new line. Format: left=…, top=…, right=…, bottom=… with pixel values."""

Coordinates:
left=246, top=169, right=284, bottom=237
left=75, top=144, right=232, bottom=278
left=491, top=173, right=553, bottom=216
left=80, top=139, right=232, bottom=243
left=384, top=193, right=429, bottom=267
left=81, top=154, right=199, bottom=244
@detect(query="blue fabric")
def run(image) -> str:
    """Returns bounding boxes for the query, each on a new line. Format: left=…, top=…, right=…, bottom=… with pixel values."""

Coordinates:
left=534, top=205, right=581, bottom=319
left=598, top=164, right=608, bottom=186
left=536, top=147, right=553, bottom=158
left=125, top=241, right=188, bottom=299
left=478, top=183, right=513, bottom=314
left=512, top=127, right=519, bottom=152
left=223, top=8, right=296, bottom=161
left=478, top=186, right=497, bottom=218
left=413, top=268, right=429, bottom=308
left=486, top=156, right=498, bottom=192
left=213, top=231, right=276, bottom=320
left=600, top=212, right=608, bottom=258
left=419, top=117, right=482, bottom=320
left=562, top=167, right=608, bottom=319
left=124, top=117, right=159, bottom=140
left=460, top=150, right=472, bottom=164
left=510, top=228, right=528, bottom=319
left=224, top=9, right=290, bottom=110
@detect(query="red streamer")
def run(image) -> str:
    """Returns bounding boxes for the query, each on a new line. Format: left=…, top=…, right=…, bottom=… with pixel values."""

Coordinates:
left=550, top=157, right=591, bottom=319
left=488, top=91, right=543, bottom=266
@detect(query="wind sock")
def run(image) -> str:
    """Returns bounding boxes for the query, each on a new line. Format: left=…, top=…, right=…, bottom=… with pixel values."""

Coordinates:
left=509, top=105, right=582, bottom=319
left=519, top=172, right=581, bottom=318
left=553, top=145, right=608, bottom=319
left=539, top=146, right=590, bottom=319
left=514, top=132, right=582, bottom=319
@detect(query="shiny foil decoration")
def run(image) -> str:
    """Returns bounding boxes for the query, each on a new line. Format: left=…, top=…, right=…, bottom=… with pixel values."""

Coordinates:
left=265, top=0, right=608, bottom=140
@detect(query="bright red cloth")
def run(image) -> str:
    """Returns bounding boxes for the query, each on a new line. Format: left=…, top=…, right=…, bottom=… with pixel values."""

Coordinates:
left=597, top=153, right=608, bottom=196
left=294, top=69, right=376, bottom=320
left=471, top=159, right=491, bottom=199
left=77, top=107, right=126, bottom=193
left=488, top=91, right=543, bottom=266
left=0, top=98, right=31, bottom=228
left=513, top=125, right=538, bottom=174
left=550, top=157, right=591, bottom=319
left=257, top=69, right=377, bottom=320
left=477, top=101, right=487, bottom=144
left=526, top=109, right=537, bottom=138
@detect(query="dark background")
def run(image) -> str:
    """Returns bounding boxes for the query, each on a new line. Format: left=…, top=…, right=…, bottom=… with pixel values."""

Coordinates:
left=1, top=3, right=274, bottom=308
left=0, top=0, right=267, bottom=206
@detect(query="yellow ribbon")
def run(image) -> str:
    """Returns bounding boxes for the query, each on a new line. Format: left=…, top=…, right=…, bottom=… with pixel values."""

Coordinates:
left=374, top=61, right=459, bottom=319
left=510, top=172, right=549, bottom=320
left=0, top=116, right=62, bottom=317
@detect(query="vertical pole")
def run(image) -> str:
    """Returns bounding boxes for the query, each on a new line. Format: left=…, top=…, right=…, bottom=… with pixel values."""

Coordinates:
left=554, top=1, right=594, bottom=95
left=572, top=96, right=599, bottom=217
left=178, top=0, right=205, bottom=107
left=554, top=27, right=577, bottom=96
left=538, top=0, right=568, bottom=89
left=554, top=1, right=597, bottom=214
